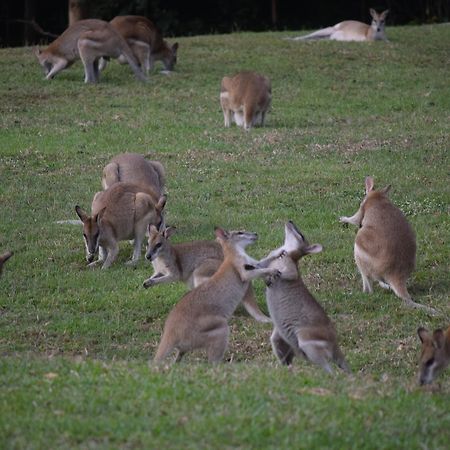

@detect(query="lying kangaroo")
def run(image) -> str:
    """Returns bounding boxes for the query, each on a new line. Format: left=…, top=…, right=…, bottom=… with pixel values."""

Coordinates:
left=75, top=182, right=166, bottom=269
left=34, top=19, right=147, bottom=83
left=102, top=153, right=165, bottom=196
left=220, top=71, right=271, bottom=130
left=417, top=326, right=450, bottom=385
left=100, top=16, right=178, bottom=74
left=340, top=176, right=435, bottom=314
left=153, top=228, right=281, bottom=363
left=0, top=251, right=13, bottom=277
left=143, top=225, right=271, bottom=323
left=262, top=221, right=350, bottom=374
left=287, top=9, right=388, bottom=42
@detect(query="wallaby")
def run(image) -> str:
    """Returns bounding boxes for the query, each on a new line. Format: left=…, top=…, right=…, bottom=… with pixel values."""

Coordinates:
left=143, top=225, right=271, bottom=323
left=102, top=153, right=165, bottom=196
left=417, top=326, right=450, bottom=385
left=153, top=227, right=282, bottom=363
left=220, top=71, right=271, bottom=130
left=287, top=9, right=388, bottom=42
left=0, top=251, right=13, bottom=277
left=99, top=16, right=179, bottom=74
left=34, top=19, right=147, bottom=83
left=262, top=221, right=350, bottom=374
left=340, top=176, right=436, bottom=314
left=75, top=182, right=166, bottom=269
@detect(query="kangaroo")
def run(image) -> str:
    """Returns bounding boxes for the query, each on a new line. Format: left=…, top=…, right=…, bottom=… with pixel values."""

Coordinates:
left=102, top=153, right=165, bottom=196
left=261, top=221, right=350, bottom=374
left=143, top=225, right=271, bottom=323
left=287, top=9, right=389, bottom=42
left=34, top=19, right=147, bottom=83
left=0, top=251, right=13, bottom=277
left=417, top=326, right=450, bottom=385
left=340, top=176, right=436, bottom=314
left=75, top=182, right=166, bottom=269
left=99, top=16, right=179, bottom=74
left=153, top=227, right=282, bottom=363
left=220, top=71, right=271, bottom=130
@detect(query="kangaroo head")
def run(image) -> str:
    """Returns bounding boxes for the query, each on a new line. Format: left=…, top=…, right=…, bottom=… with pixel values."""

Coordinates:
left=75, top=205, right=102, bottom=263
left=34, top=47, right=53, bottom=76
left=417, top=327, right=450, bottom=385
left=215, top=227, right=258, bottom=253
left=369, top=9, right=389, bottom=37
left=145, top=225, right=176, bottom=261
left=162, top=42, right=178, bottom=71
left=282, top=221, right=322, bottom=261
left=357, top=176, right=392, bottom=215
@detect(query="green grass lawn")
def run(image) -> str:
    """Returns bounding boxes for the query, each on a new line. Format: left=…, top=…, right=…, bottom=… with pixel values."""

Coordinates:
left=1, top=24, right=449, bottom=449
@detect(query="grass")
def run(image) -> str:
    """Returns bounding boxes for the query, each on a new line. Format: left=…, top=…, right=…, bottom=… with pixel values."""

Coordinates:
left=1, top=24, right=449, bottom=449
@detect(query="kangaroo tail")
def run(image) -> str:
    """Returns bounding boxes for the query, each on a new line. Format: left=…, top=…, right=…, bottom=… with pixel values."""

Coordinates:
left=286, top=26, right=336, bottom=41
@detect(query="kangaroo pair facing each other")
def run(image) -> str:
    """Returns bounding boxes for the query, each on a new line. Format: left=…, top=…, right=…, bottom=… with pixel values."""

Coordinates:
left=34, top=19, right=147, bottom=83
left=143, top=225, right=271, bottom=323
left=261, top=221, right=350, bottom=374
left=417, top=326, right=450, bottom=385
left=340, top=176, right=436, bottom=314
left=220, top=71, right=271, bottom=130
left=287, top=9, right=388, bottom=42
left=102, top=153, right=165, bottom=197
left=99, top=16, right=178, bottom=75
left=153, top=228, right=282, bottom=364
left=75, top=182, right=166, bottom=269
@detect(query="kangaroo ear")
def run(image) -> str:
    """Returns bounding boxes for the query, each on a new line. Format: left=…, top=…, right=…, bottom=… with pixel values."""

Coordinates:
left=418, top=327, right=431, bottom=343
left=0, top=251, right=13, bottom=264
left=365, top=176, right=375, bottom=194
left=380, top=9, right=389, bottom=19
left=33, top=46, right=41, bottom=57
left=380, top=185, right=391, bottom=196
left=75, top=205, right=88, bottom=222
left=164, top=226, right=176, bottom=239
left=156, top=194, right=167, bottom=212
left=305, top=244, right=323, bottom=255
left=148, top=224, right=158, bottom=235
left=433, top=329, right=445, bottom=349
left=369, top=8, right=377, bottom=19
left=215, top=227, right=228, bottom=241
left=172, top=42, right=179, bottom=53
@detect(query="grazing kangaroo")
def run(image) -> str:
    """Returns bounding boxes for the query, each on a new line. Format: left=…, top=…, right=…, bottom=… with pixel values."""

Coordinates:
left=153, top=228, right=281, bottom=363
left=417, top=326, right=450, bottom=385
left=75, top=182, right=166, bottom=269
left=103, top=16, right=179, bottom=74
left=143, top=225, right=271, bottom=323
left=287, top=9, right=389, bottom=42
left=0, top=251, right=13, bottom=277
left=262, top=221, right=350, bottom=374
left=102, top=153, right=165, bottom=196
left=34, top=19, right=147, bottom=83
left=220, top=71, right=271, bottom=130
left=340, top=177, right=436, bottom=314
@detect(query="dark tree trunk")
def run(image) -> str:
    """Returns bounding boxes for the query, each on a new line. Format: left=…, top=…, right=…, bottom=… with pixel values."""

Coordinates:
left=24, top=0, right=36, bottom=44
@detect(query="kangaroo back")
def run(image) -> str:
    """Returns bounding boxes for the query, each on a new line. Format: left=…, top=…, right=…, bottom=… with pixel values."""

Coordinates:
left=0, top=251, right=13, bottom=276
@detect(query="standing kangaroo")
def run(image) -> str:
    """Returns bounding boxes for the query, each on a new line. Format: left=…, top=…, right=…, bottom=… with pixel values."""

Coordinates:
left=417, top=326, right=450, bottom=385
left=143, top=225, right=271, bottom=323
left=75, top=182, right=166, bottom=269
left=0, top=251, right=13, bottom=277
left=34, top=19, right=147, bottom=83
left=262, top=221, right=350, bottom=374
left=220, top=71, right=271, bottom=130
left=287, top=9, right=389, bottom=42
left=153, top=228, right=281, bottom=363
left=102, top=153, right=165, bottom=196
left=100, top=16, right=178, bottom=74
left=340, top=177, right=436, bottom=313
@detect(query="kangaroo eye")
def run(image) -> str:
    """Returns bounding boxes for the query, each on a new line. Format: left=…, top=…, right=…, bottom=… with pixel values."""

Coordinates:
left=425, top=358, right=434, bottom=367
left=154, top=243, right=162, bottom=250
